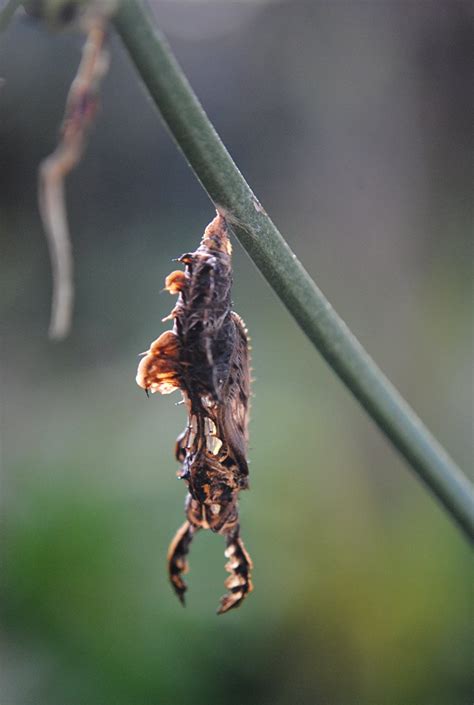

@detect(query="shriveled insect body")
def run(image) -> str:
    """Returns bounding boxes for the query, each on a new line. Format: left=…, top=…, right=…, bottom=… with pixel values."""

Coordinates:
left=217, top=312, right=251, bottom=482
left=136, top=214, right=253, bottom=614
left=170, top=220, right=236, bottom=403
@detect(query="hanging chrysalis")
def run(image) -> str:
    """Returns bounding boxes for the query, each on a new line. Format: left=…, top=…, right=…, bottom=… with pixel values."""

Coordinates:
left=136, top=213, right=253, bottom=614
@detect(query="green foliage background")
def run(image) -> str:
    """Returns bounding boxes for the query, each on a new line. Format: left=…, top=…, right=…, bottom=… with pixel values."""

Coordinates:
left=1, top=2, right=472, bottom=704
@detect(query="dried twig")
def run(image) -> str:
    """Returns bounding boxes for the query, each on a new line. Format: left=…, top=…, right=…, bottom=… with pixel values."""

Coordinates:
left=39, top=17, right=109, bottom=339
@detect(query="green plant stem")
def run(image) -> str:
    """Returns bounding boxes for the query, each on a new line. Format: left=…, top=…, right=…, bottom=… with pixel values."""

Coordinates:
left=113, top=0, right=474, bottom=541
left=0, top=0, right=22, bottom=31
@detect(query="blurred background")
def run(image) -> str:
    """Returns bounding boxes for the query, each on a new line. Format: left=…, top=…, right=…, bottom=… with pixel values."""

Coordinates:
left=1, top=1, right=473, bottom=703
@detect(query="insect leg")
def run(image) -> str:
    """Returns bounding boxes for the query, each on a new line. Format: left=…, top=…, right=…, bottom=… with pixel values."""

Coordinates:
left=167, top=519, right=200, bottom=605
left=217, top=525, right=254, bottom=615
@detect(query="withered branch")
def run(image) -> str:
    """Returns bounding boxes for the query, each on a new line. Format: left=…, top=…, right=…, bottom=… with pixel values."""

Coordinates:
left=39, top=16, right=109, bottom=339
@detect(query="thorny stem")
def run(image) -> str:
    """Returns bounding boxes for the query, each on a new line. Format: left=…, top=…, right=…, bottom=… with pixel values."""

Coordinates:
left=113, top=0, right=474, bottom=541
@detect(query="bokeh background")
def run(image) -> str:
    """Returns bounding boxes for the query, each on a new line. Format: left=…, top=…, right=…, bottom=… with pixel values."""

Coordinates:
left=1, top=1, right=473, bottom=703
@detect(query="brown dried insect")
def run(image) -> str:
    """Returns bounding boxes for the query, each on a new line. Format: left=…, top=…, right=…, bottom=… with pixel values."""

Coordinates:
left=136, top=214, right=253, bottom=614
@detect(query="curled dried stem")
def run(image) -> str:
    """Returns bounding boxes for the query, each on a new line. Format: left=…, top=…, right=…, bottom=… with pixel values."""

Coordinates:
left=39, top=17, right=109, bottom=339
